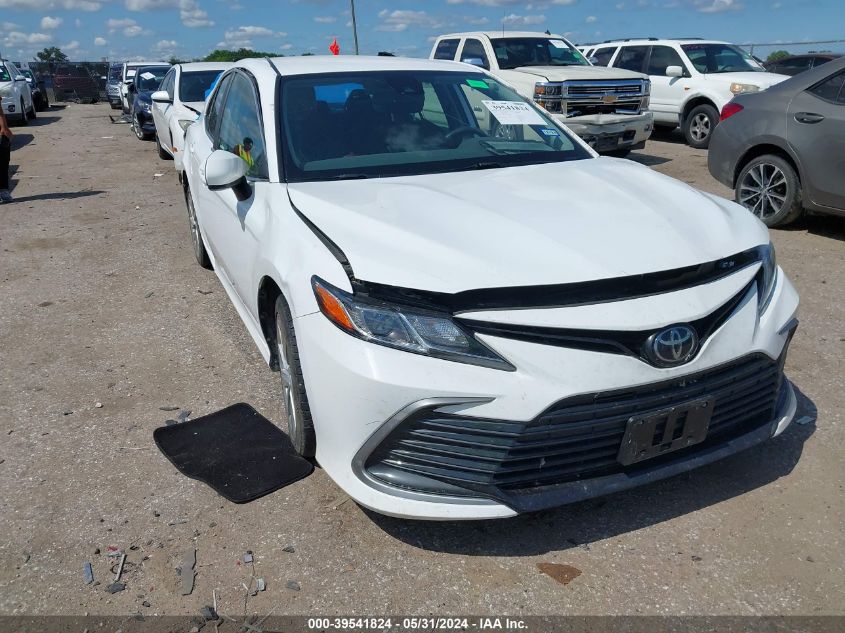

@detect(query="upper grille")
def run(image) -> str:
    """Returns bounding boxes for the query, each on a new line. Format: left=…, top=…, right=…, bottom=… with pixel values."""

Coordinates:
left=534, top=79, right=649, bottom=117
left=366, top=354, right=783, bottom=497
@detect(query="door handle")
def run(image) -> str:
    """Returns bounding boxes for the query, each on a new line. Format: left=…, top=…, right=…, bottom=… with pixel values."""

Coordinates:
left=794, top=112, right=825, bottom=124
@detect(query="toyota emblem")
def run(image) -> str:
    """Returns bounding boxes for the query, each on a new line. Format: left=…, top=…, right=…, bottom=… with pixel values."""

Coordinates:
left=644, top=325, right=699, bottom=367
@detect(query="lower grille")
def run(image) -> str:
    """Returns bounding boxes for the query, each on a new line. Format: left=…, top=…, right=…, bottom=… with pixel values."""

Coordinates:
left=366, top=354, right=784, bottom=497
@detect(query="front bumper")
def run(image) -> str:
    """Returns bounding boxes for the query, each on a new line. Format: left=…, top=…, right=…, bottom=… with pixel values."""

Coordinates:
left=296, top=268, right=799, bottom=520
left=555, top=111, right=653, bottom=152
left=134, top=109, right=156, bottom=133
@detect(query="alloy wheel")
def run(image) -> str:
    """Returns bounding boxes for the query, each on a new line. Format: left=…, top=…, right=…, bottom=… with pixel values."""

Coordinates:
left=132, top=113, right=144, bottom=140
left=738, top=163, right=787, bottom=220
left=275, top=313, right=300, bottom=444
left=185, top=192, right=203, bottom=262
left=689, top=112, right=711, bottom=142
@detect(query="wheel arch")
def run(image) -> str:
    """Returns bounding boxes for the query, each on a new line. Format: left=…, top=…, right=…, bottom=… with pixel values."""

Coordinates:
left=681, top=95, right=719, bottom=123
left=732, top=142, right=802, bottom=189
left=257, top=276, right=284, bottom=371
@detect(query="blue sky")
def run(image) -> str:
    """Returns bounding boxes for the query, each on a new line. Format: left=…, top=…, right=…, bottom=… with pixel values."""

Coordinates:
left=0, top=0, right=842, bottom=62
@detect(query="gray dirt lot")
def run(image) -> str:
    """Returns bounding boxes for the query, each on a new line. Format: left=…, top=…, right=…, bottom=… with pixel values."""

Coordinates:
left=0, top=104, right=843, bottom=618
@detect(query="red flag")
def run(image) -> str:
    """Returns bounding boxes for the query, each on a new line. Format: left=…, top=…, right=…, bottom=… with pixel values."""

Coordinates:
left=329, top=38, right=340, bottom=55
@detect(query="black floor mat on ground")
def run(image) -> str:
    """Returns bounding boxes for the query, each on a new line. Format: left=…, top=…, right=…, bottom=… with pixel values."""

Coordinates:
left=153, top=403, right=314, bottom=504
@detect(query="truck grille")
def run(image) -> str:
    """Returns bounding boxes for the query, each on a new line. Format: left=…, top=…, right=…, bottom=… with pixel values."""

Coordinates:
left=365, top=353, right=783, bottom=497
left=534, top=79, right=649, bottom=117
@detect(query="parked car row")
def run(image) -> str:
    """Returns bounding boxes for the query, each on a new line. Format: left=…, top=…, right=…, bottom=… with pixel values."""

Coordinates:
left=134, top=54, right=801, bottom=520
left=0, top=60, right=37, bottom=124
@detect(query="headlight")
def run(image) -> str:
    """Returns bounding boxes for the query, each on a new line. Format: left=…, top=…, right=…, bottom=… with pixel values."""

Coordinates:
left=643, top=79, right=651, bottom=95
left=141, top=101, right=152, bottom=113
left=178, top=119, right=195, bottom=132
left=757, top=243, right=777, bottom=314
left=0, top=84, right=14, bottom=98
left=730, top=82, right=760, bottom=95
left=312, top=277, right=514, bottom=371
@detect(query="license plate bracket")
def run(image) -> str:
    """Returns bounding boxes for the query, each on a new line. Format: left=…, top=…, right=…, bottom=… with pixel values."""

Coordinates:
left=617, top=397, right=715, bottom=466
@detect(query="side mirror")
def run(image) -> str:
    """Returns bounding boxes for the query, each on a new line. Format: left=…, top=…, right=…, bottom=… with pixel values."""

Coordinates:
left=151, top=90, right=172, bottom=104
left=25, top=77, right=33, bottom=83
left=15, top=75, right=26, bottom=82
left=204, top=150, right=252, bottom=201
left=461, top=56, right=486, bottom=69
left=666, top=65, right=684, bottom=78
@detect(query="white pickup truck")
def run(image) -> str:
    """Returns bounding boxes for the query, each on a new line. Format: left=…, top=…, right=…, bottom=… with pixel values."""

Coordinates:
left=431, top=31, right=653, bottom=156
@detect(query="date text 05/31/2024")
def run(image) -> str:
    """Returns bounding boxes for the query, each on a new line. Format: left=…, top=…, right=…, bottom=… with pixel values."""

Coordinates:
left=306, top=617, right=529, bottom=630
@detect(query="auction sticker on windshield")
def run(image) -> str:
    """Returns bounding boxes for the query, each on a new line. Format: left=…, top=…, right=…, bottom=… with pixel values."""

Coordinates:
left=549, top=39, right=568, bottom=48
left=482, top=100, right=547, bottom=126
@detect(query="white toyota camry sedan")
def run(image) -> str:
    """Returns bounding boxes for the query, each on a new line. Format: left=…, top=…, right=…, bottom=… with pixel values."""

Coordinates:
left=182, top=56, right=799, bottom=520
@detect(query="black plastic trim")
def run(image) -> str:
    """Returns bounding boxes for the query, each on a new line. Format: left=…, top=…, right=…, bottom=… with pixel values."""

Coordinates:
left=354, top=246, right=765, bottom=313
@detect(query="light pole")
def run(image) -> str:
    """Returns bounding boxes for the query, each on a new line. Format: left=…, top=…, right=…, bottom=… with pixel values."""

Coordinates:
left=350, top=0, right=360, bottom=55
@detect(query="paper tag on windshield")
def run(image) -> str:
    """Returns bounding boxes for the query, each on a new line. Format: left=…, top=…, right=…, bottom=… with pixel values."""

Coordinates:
left=140, top=72, right=156, bottom=80
left=549, top=40, right=567, bottom=49
left=482, top=100, right=546, bottom=126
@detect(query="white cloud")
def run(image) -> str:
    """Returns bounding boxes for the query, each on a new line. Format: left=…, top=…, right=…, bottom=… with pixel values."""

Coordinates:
left=376, top=9, right=446, bottom=32
left=124, top=0, right=214, bottom=28
left=585, top=15, right=597, bottom=23
left=446, top=0, right=574, bottom=5
left=94, top=36, right=108, bottom=46
left=3, top=31, right=53, bottom=46
left=219, top=25, right=286, bottom=49
left=502, top=13, right=546, bottom=26
left=152, top=38, right=178, bottom=54
left=694, top=0, right=743, bottom=12
left=314, top=16, right=337, bottom=24
left=0, top=0, right=101, bottom=8
left=41, top=16, right=63, bottom=29
left=62, top=40, right=80, bottom=50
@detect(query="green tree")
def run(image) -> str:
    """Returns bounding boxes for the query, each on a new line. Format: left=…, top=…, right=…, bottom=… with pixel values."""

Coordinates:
left=766, top=50, right=790, bottom=63
left=35, top=46, right=68, bottom=63
left=202, top=48, right=278, bottom=62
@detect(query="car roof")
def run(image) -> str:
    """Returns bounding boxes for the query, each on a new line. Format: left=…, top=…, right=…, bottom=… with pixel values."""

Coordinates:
left=177, top=62, right=234, bottom=73
left=768, top=53, right=842, bottom=60
left=600, top=38, right=730, bottom=45
left=125, top=61, right=169, bottom=67
left=437, top=31, right=567, bottom=40
left=259, top=55, right=479, bottom=76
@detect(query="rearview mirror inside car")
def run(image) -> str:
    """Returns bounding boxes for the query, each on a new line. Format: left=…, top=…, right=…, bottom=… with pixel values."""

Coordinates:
left=151, top=90, right=172, bottom=104
left=666, top=65, right=684, bottom=78
left=204, top=150, right=252, bottom=202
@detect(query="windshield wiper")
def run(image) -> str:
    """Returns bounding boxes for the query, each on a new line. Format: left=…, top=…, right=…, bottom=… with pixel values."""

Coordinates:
left=184, top=104, right=202, bottom=116
left=324, top=173, right=371, bottom=181
left=461, top=161, right=504, bottom=171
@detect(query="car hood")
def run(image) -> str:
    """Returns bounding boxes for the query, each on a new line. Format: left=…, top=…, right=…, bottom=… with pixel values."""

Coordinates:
left=502, top=65, right=647, bottom=82
left=704, top=71, right=788, bottom=88
left=287, top=159, right=768, bottom=294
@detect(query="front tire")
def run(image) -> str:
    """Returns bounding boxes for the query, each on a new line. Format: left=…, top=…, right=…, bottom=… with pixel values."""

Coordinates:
left=184, top=186, right=212, bottom=269
left=156, top=135, right=172, bottom=160
left=683, top=103, right=718, bottom=149
left=132, top=111, right=149, bottom=140
left=735, top=154, right=803, bottom=227
left=274, top=296, right=316, bottom=458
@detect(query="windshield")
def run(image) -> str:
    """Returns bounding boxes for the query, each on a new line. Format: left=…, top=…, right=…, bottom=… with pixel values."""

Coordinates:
left=109, top=66, right=122, bottom=80
left=179, top=70, right=223, bottom=102
left=681, top=43, right=765, bottom=73
left=491, top=38, right=589, bottom=70
left=281, top=70, right=590, bottom=183
left=136, top=67, right=168, bottom=91
left=0, top=65, right=10, bottom=82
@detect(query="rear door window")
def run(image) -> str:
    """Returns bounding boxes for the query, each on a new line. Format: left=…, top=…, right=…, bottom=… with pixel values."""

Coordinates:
left=433, top=39, right=460, bottom=61
left=613, top=46, right=648, bottom=73
left=808, top=71, right=845, bottom=104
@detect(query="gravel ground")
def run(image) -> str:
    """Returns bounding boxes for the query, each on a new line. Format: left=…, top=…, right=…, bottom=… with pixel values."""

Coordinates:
left=0, top=104, right=842, bottom=618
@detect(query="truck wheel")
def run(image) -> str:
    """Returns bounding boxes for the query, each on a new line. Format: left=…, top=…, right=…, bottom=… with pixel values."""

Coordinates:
left=683, top=103, right=718, bottom=149
left=735, top=154, right=803, bottom=227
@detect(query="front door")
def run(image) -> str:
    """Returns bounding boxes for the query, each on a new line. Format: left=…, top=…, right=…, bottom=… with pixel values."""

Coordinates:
left=787, top=70, right=845, bottom=210
left=200, top=71, right=271, bottom=310
left=646, top=45, right=691, bottom=122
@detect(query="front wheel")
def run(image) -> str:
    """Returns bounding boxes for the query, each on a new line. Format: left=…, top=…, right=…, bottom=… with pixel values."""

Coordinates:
left=735, top=154, right=803, bottom=227
left=184, top=186, right=212, bottom=269
left=683, top=103, right=718, bottom=149
left=275, top=296, right=316, bottom=458
left=132, top=111, right=148, bottom=140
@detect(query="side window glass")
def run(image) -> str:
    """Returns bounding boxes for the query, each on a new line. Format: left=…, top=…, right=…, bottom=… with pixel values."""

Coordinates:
left=460, top=39, right=489, bottom=69
left=434, top=39, right=460, bottom=61
left=808, top=71, right=845, bottom=104
left=613, top=46, right=648, bottom=73
left=592, top=47, right=617, bottom=66
left=647, top=46, right=686, bottom=76
left=205, top=73, right=232, bottom=140
left=162, top=70, right=175, bottom=98
left=216, top=73, right=268, bottom=179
